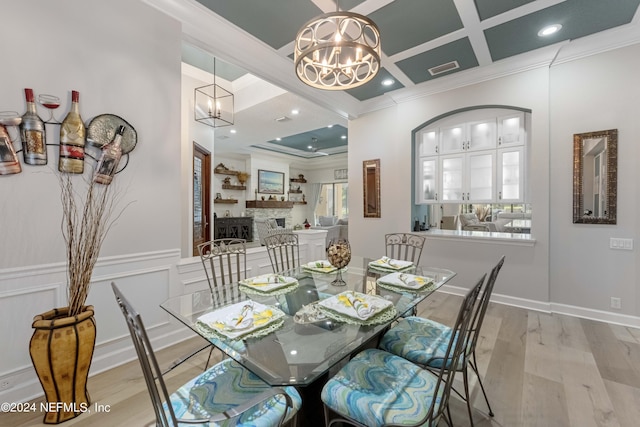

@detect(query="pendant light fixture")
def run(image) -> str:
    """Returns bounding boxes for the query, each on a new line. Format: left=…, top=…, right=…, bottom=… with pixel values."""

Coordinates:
left=294, top=1, right=381, bottom=90
left=194, top=57, right=234, bottom=128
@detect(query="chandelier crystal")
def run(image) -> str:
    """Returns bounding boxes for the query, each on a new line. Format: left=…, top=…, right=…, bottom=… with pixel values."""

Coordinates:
left=294, top=11, right=381, bottom=90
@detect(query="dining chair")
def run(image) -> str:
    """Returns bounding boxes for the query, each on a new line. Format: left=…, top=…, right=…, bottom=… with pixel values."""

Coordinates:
left=385, top=233, right=426, bottom=264
left=111, top=283, right=301, bottom=427
left=198, top=238, right=247, bottom=299
left=264, top=233, right=300, bottom=274
left=378, top=255, right=506, bottom=426
left=320, top=275, right=484, bottom=427
left=172, top=238, right=246, bottom=371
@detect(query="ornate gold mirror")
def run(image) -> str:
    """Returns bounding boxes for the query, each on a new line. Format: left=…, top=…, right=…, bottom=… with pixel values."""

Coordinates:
left=363, top=159, right=381, bottom=218
left=573, top=129, right=617, bottom=224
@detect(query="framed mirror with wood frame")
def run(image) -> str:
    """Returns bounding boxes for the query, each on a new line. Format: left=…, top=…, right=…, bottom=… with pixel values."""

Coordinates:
left=573, top=129, right=617, bottom=224
left=363, top=159, right=381, bottom=218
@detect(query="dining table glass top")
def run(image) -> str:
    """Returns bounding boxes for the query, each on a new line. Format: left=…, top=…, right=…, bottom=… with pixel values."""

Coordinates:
left=160, top=256, right=455, bottom=387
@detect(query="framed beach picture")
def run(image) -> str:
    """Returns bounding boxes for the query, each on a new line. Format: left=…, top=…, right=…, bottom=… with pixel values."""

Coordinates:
left=258, top=169, right=285, bottom=194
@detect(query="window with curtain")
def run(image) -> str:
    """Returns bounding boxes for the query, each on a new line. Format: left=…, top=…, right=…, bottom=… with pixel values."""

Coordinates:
left=314, top=183, right=348, bottom=219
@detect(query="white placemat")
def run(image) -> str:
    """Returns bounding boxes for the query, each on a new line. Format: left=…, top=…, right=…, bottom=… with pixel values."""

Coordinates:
left=317, top=291, right=396, bottom=325
left=303, top=260, right=339, bottom=273
left=368, top=256, right=414, bottom=272
left=197, top=300, right=285, bottom=340
left=377, top=272, right=436, bottom=292
left=239, top=274, right=299, bottom=295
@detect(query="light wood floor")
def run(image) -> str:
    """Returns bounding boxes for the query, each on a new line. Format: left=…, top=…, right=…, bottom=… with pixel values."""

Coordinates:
left=4, top=292, right=640, bottom=427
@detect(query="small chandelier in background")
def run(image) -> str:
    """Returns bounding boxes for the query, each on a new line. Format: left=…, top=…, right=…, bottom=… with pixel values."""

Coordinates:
left=294, top=3, right=381, bottom=90
left=194, top=57, right=234, bottom=128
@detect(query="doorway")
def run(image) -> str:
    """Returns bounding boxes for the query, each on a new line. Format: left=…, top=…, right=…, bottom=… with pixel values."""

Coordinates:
left=193, top=143, right=211, bottom=256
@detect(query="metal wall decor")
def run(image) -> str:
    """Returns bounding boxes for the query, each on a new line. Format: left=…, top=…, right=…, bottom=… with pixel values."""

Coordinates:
left=363, top=159, right=380, bottom=218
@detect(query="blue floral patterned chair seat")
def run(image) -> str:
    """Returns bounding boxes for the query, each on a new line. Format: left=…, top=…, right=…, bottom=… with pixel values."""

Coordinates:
left=166, top=357, right=301, bottom=426
left=321, top=348, right=444, bottom=427
left=378, top=316, right=463, bottom=369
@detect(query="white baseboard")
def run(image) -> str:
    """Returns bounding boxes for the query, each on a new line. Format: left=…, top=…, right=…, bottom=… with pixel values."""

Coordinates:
left=438, top=284, right=640, bottom=328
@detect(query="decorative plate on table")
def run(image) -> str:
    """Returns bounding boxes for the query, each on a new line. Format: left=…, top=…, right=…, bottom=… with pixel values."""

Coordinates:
left=368, top=256, right=414, bottom=272
left=239, top=274, right=298, bottom=295
left=303, top=260, right=339, bottom=273
left=317, top=291, right=395, bottom=325
left=87, top=113, right=137, bottom=154
left=377, top=272, right=436, bottom=292
left=197, top=300, right=285, bottom=340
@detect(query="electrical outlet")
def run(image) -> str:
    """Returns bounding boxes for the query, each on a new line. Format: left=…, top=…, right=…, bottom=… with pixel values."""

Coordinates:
left=610, top=297, right=621, bottom=310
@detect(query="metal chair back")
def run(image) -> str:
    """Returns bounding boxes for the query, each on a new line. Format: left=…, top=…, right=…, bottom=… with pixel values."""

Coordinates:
left=264, top=233, right=300, bottom=274
left=111, top=283, right=176, bottom=427
left=385, top=233, right=426, bottom=264
left=427, top=274, right=485, bottom=425
left=198, top=239, right=246, bottom=302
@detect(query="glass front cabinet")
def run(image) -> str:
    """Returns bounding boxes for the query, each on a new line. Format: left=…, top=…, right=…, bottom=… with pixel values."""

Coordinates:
left=415, top=110, right=526, bottom=205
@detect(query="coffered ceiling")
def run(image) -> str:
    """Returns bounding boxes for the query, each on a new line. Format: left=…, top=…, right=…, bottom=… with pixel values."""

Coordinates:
left=148, top=0, right=640, bottom=160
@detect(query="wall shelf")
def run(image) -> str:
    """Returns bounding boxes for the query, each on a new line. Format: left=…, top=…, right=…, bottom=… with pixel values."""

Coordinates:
left=214, top=199, right=238, bottom=204
left=292, top=201, right=307, bottom=205
left=290, top=178, right=307, bottom=183
left=222, top=184, right=246, bottom=190
left=246, top=200, right=294, bottom=209
left=289, top=189, right=302, bottom=194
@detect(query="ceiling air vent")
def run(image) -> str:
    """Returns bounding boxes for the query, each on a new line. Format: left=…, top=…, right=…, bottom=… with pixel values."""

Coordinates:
left=428, top=60, right=460, bottom=76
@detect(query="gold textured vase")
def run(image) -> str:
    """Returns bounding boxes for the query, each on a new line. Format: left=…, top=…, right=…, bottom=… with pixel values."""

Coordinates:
left=29, top=306, right=96, bottom=424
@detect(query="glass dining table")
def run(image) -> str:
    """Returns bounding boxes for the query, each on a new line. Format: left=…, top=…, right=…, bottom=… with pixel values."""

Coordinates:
left=160, top=256, right=455, bottom=425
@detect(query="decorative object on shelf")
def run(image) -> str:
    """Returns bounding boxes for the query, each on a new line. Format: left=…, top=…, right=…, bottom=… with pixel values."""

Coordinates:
left=281, top=196, right=285, bottom=201
left=59, top=90, right=85, bottom=174
left=261, top=196, right=266, bottom=201
left=294, top=2, right=381, bottom=90
left=304, top=219, right=311, bottom=229
left=237, top=171, right=249, bottom=185
left=327, top=238, right=351, bottom=286
left=298, top=174, right=305, bottom=180
left=215, top=192, right=222, bottom=200
left=302, top=194, right=306, bottom=202
left=194, top=57, right=234, bottom=128
left=223, top=176, right=231, bottom=185
left=20, top=88, right=47, bottom=165
left=0, top=112, right=22, bottom=175
left=294, top=224, right=303, bottom=230
left=30, top=172, right=128, bottom=424
left=258, top=169, right=285, bottom=194
left=87, top=113, right=137, bottom=154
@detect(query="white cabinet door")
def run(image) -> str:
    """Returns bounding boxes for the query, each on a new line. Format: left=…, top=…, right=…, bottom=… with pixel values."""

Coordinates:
left=468, top=119, right=497, bottom=151
left=498, top=113, right=525, bottom=147
left=440, top=154, right=464, bottom=202
left=466, top=150, right=496, bottom=202
left=440, top=124, right=466, bottom=153
left=416, top=156, right=439, bottom=203
left=497, top=147, right=524, bottom=202
left=417, top=128, right=439, bottom=156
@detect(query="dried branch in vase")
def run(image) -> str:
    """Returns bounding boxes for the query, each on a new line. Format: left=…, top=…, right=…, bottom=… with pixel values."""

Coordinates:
left=59, top=173, right=130, bottom=316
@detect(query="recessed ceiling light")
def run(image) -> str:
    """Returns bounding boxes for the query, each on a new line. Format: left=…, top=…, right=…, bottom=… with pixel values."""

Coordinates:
left=307, top=145, right=313, bottom=149
left=230, top=129, right=237, bottom=134
left=276, top=137, right=281, bottom=141
left=538, top=24, right=562, bottom=37
left=341, top=135, right=347, bottom=139
left=381, top=78, right=394, bottom=86
left=327, top=124, right=333, bottom=128
left=291, top=109, right=299, bottom=115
